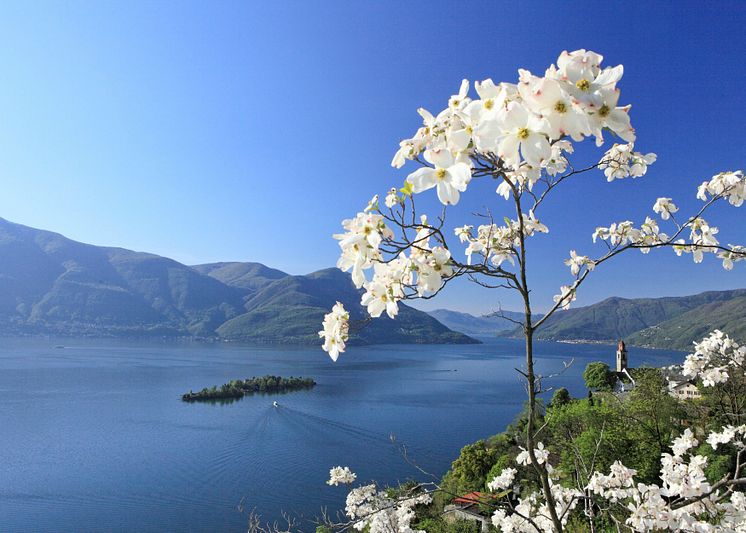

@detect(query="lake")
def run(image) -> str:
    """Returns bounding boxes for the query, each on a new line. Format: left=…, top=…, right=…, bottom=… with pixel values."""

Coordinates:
left=0, top=337, right=685, bottom=532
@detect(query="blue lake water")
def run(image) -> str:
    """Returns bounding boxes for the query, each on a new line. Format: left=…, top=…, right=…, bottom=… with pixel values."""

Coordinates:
left=0, top=337, right=684, bottom=532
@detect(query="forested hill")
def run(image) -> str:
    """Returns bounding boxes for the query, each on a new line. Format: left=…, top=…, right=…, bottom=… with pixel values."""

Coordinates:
left=530, top=290, right=746, bottom=350
left=0, top=218, right=475, bottom=345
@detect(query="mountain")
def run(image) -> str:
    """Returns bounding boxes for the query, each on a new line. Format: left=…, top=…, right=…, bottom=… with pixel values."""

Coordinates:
left=427, top=309, right=526, bottom=336
left=529, top=289, right=746, bottom=350
left=0, top=218, right=246, bottom=336
left=627, top=294, right=746, bottom=350
left=0, top=217, right=474, bottom=345
left=192, top=262, right=288, bottom=292
left=218, top=268, right=477, bottom=344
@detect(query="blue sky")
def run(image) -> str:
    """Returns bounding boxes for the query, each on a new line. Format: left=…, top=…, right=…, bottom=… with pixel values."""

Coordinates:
left=0, top=1, right=744, bottom=313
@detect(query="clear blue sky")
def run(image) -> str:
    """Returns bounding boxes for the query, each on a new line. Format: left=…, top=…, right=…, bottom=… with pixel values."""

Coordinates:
left=0, top=1, right=744, bottom=313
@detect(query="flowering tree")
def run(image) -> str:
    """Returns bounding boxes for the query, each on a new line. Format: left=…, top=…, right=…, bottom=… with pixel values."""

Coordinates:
left=318, top=50, right=746, bottom=532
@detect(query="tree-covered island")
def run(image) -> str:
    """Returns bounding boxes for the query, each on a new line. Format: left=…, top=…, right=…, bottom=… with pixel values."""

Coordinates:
left=181, top=375, right=316, bottom=402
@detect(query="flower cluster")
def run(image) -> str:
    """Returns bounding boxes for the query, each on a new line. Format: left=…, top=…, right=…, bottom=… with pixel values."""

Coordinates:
left=598, top=143, right=657, bottom=182
left=491, top=470, right=581, bottom=532
left=392, top=49, right=639, bottom=206
left=318, top=302, right=349, bottom=362
left=487, top=467, right=517, bottom=492
left=697, top=170, right=746, bottom=207
left=335, top=211, right=394, bottom=289
left=516, top=442, right=550, bottom=466
left=592, top=218, right=669, bottom=251
left=682, top=329, right=745, bottom=387
left=457, top=213, right=548, bottom=267
left=344, top=481, right=431, bottom=533
left=327, top=466, right=357, bottom=486
left=587, top=461, right=637, bottom=502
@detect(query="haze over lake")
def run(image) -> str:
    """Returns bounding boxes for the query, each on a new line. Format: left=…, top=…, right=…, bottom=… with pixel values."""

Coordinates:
left=0, top=338, right=684, bottom=533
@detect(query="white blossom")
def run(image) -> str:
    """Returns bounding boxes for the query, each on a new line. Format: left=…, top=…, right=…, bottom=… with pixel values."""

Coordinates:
left=653, top=197, right=679, bottom=220
left=487, top=467, right=517, bottom=491
left=319, top=302, right=349, bottom=362
left=327, top=466, right=357, bottom=486
left=599, top=143, right=656, bottom=181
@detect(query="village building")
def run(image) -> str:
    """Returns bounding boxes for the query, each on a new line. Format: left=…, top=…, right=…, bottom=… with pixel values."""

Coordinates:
left=443, top=492, right=493, bottom=532
left=610, top=341, right=702, bottom=400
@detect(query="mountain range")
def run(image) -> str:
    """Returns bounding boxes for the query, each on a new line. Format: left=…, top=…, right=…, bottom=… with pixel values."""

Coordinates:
left=427, top=309, right=527, bottom=336
left=0, top=218, right=474, bottom=345
left=2, top=217, right=743, bottom=351
left=525, top=290, right=746, bottom=350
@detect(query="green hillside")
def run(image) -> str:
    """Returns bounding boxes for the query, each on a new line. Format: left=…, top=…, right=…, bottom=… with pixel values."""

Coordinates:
left=530, top=290, right=746, bottom=348
left=217, top=268, right=477, bottom=345
left=627, top=294, right=746, bottom=350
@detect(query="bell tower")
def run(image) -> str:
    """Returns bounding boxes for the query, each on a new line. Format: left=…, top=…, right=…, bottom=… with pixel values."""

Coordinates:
left=616, top=340, right=628, bottom=373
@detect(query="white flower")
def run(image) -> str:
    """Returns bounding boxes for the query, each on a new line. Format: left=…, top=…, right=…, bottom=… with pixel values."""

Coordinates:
left=416, top=246, right=453, bottom=296
left=384, top=187, right=399, bottom=208
left=707, top=426, right=737, bottom=450
left=553, top=285, right=577, bottom=310
left=697, top=170, right=746, bottom=207
left=344, top=483, right=431, bottom=533
left=335, top=212, right=393, bottom=288
left=599, top=143, right=656, bottom=181
left=672, top=429, right=698, bottom=457
left=515, top=443, right=549, bottom=466
left=496, top=101, right=551, bottom=168
left=653, top=198, right=679, bottom=220
left=518, top=71, right=590, bottom=142
left=319, top=302, right=350, bottom=362
left=406, top=149, right=471, bottom=205
left=564, top=250, right=594, bottom=276
left=327, top=466, right=357, bottom=486
left=488, top=467, right=517, bottom=491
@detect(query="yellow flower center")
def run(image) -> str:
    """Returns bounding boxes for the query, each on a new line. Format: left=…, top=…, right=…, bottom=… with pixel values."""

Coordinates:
left=483, top=99, right=494, bottom=110
left=575, top=79, right=591, bottom=91
left=598, top=104, right=610, bottom=117
left=465, top=126, right=473, bottom=135
left=435, top=168, right=447, bottom=180
left=554, top=101, right=567, bottom=114
left=517, top=128, right=530, bottom=140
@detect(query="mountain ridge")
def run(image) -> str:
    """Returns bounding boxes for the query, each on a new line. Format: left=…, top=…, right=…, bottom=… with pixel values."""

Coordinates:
left=0, top=217, right=475, bottom=345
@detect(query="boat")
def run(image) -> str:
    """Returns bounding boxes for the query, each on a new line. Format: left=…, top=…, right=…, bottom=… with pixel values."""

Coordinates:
left=273, top=401, right=279, bottom=408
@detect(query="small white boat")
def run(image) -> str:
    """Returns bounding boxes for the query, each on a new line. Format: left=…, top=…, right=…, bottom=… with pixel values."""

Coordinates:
left=273, top=401, right=279, bottom=408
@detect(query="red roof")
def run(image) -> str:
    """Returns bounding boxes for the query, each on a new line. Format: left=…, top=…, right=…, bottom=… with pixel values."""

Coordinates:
left=453, top=492, right=486, bottom=505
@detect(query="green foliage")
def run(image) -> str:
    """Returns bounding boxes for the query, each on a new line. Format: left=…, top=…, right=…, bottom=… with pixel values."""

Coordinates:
left=550, top=387, right=571, bottom=407
left=181, top=375, right=316, bottom=402
left=448, top=440, right=500, bottom=493
left=414, top=517, right=486, bottom=532
left=583, top=362, right=613, bottom=391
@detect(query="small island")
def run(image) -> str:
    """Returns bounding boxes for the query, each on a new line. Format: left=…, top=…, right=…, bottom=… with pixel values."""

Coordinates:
left=181, top=375, right=316, bottom=402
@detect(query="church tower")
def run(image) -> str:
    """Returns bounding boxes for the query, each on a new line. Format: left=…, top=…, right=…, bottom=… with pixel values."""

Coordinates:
left=616, top=340, right=628, bottom=373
